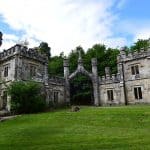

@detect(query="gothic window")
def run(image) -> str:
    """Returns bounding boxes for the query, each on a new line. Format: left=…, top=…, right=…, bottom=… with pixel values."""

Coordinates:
left=54, top=91, right=59, bottom=103
left=4, top=65, right=9, bottom=77
left=131, top=65, right=139, bottom=75
left=30, top=65, right=36, bottom=77
left=107, top=90, right=114, bottom=101
left=134, top=87, right=142, bottom=100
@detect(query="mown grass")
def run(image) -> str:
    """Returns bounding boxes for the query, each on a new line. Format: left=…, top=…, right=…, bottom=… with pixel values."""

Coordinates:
left=0, top=105, right=150, bottom=150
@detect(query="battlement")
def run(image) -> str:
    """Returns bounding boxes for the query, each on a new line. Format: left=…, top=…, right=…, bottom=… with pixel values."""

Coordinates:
left=99, top=73, right=120, bottom=85
left=0, top=44, right=48, bottom=63
left=99, top=67, right=120, bottom=85
left=49, top=76, right=65, bottom=85
left=118, top=47, right=150, bottom=63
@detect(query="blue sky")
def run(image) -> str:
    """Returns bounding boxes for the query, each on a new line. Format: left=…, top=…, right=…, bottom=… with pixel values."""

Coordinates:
left=0, top=0, right=150, bottom=55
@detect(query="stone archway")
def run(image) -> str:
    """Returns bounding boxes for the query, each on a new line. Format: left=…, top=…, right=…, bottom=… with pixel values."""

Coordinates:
left=63, top=51, right=100, bottom=106
left=69, top=73, right=94, bottom=105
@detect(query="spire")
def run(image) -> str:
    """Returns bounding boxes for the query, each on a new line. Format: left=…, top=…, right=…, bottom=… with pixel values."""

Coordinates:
left=78, top=49, right=83, bottom=66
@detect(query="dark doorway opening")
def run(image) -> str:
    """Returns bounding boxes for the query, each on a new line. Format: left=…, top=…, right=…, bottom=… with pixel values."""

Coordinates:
left=70, top=74, right=93, bottom=105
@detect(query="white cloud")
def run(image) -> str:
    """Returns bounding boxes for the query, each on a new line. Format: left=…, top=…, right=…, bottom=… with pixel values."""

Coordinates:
left=0, top=0, right=127, bottom=55
left=104, top=37, right=128, bottom=48
left=0, top=33, right=19, bottom=50
left=134, top=28, right=150, bottom=41
left=113, top=19, right=150, bottom=46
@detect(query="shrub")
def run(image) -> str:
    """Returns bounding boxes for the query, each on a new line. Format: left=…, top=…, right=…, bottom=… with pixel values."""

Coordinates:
left=8, top=81, right=46, bottom=114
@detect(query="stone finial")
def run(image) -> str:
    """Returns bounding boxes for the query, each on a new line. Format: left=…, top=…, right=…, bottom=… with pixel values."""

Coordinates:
left=148, top=38, right=150, bottom=45
left=112, top=74, right=115, bottom=81
left=102, top=76, right=105, bottom=81
left=128, top=52, right=133, bottom=58
left=77, top=49, right=83, bottom=66
left=105, top=67, right=110, bottom=76
left=63, top=58, right=69, bottom=67
left=120, top=47, right=126, bottom=59
left=91, top=58, right=97, bottom=66
left=0, top=31, right=3, bottom=47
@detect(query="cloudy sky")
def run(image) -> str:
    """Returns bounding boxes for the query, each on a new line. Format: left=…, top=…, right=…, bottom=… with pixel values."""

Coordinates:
left=0, top=0, right=150, bottom=56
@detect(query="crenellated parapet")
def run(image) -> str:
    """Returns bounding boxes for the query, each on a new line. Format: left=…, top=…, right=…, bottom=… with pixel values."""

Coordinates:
left=99, top=67, right=120, bottom=85
left=0, top=44, right=47, bottom=63
left=49, top=76, right=65, bottom=85
left=99, top=73, right=120, bottom=85
left=117, top=46, right=150, bottom=63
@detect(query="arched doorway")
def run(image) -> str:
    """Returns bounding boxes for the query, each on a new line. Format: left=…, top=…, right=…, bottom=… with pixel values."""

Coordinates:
left=63, top=50, right=100, bottom=106
left=70, top=73, right=94, bottom=105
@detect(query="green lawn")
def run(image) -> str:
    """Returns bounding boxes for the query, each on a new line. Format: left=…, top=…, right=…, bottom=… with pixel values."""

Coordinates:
left=0, top=106, right=150, bottom=150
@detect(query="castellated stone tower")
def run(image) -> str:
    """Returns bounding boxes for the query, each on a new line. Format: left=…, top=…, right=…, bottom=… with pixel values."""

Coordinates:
left=0, top=44, right=65, bottom=111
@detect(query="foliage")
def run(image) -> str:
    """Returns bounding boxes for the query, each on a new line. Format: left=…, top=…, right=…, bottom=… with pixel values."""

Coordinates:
left=48, top=53, right=64, bottom=76
left=8, top=81, right=46, bottom=114
left=130, top=39, right=150, bottom=52
left=47, top=39, right=150, bottom=104
left=0, top=106, right=150, bottom=150
left=68, top=46, right=85, bottom=73
left=0, top=31, right=3, bottom=47
left=49, top=44, right=119, bottom=104
left=85, top=44, right=119, bottom=76
left=70, top=74, right=93, bottom=105
left=38, top=42, right=51, bottom=59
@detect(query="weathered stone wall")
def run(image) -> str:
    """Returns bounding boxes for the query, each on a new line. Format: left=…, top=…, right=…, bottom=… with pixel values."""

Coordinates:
left=99, top=47, right=150, bottom=106
left=125, top=79, right=150, bottom=104
left=47, top=77, right=65, bottom=105
left=1, top=43, right=150, bottom=110
left=116, top=47, right=150, bottom=105
left=0, top=44, right=65, bottom=111
left=0, top=58, right=16, bottom=82
left=100, top=83, right=122, bottom=105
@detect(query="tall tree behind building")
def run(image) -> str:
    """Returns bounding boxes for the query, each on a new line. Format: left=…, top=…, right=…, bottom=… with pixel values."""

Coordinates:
left=0, top=31, right=3, bottom=47
left=38, top=42, right=51, bottom=59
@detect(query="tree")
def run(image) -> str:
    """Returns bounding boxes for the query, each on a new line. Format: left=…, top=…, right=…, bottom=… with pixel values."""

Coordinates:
left=8, top=81, right=46, bottom=114
left=48, top=54, right=64, bottom=76
left=85, top=44, right=106, bottom=75
left=130, top=39, right=150, bottom=52
left=70, top=74, right=93, bottom=105
left=38, top=42, right=51, bottom=59
left=85, top=44, right=119, bottom=76
left=68, top=46, right=85, bottom=73
left=0, top=31, right=3, bottom=47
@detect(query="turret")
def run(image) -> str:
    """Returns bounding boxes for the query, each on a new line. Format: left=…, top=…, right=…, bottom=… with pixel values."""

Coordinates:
left=63, top=57, right=69, bottom=79
left=91, top=58, right=98, bottom=77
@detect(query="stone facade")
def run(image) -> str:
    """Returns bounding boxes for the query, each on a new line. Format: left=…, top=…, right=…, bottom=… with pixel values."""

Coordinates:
left=1, top=43, right=150, bottom=111
left=64, top=47, right=150, bottom=106
left=0, top=44, right=65, bottom=111
left=99, top=47, right=150, bottom=105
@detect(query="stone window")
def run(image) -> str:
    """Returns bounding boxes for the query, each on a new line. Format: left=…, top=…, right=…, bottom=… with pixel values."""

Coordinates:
left=131, top=65, right=139, bottom=75
left=107, top=90, right=114, bottom=101
left=4, top=65, right=9, bottom=77
left=134, top=87, right=142, bottom=100
left=54, top=91, right=59, bottom=103
left=30, top=65, right=36, bottom=77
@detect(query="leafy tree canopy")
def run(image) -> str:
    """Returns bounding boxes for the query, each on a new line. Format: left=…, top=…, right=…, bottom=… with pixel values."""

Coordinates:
left=130, top=39, right=150, bottom=52
left=48, top=38, right=149, bottom=105
left=48, top=53, right=64, bottom=76
left=0, top=31, right=3, bottom=47
left=38, top=42, right=51, bottom=59
left=8, top=81, right=46, bottom=114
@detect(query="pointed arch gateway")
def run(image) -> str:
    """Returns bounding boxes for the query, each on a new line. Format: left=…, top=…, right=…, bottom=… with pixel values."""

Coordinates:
left=63, top=51, right=100, bottom=106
